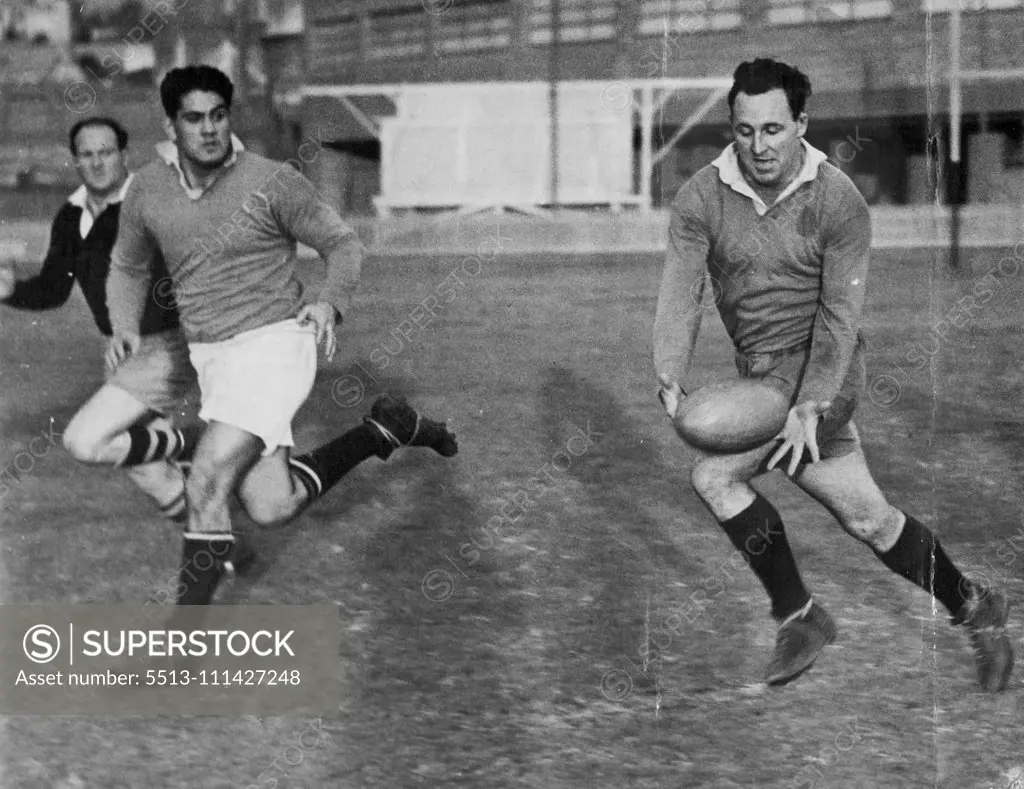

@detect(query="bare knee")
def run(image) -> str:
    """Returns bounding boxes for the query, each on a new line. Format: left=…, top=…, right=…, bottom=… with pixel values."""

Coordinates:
left=240, top=481, right=302, bottom=528
left=691, top=460, right=734, bottom=502
left=62, top=417, right=106, bottom=464
left=841, top=506, right=902, bottom=547
left=244, top=497, right=293, bottom=528
left=237, top=453, right=304, bottom=528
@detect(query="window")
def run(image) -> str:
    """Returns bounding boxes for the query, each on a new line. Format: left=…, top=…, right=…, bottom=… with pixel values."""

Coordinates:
left=922, top=0, right=1021, bottom=10
left=438, top=0, right=513, bottom=53
left=638, top=0, right=743, bottom=36
left=259, top=0, right=305, bottom=35
left=368, top=6, right=425, bottom=59
left=766, top=0, right=892, bottom=25
left=309, top=12, right=360, bottom=61
left=531, top=0, right=618, bottom=44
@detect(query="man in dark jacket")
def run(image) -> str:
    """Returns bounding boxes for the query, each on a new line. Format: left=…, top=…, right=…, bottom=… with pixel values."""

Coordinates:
left=1, top=117, right=201, bottom=525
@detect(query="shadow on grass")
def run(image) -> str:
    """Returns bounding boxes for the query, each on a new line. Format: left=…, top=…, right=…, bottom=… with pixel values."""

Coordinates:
left=532, top=365, right=726, bottom=697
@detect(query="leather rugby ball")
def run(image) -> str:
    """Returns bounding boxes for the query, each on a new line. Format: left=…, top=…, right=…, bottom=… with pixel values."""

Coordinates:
left=672, top=379, right=790, bottom=453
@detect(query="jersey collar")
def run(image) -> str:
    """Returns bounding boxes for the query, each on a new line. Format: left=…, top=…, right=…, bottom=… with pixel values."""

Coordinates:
left=712, top=139, right=829, bottom=216
left=67, top=172, right=135, bottom=239
left=155, top=134, right=245, bottom=200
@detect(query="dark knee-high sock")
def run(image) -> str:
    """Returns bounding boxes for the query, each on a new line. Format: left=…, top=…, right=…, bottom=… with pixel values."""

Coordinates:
left=872, top=512, right=972, bottom=617
left=120, top=424, right=201, bottom=467
left=289, top=424, right=387, bottom=501
left=177, top=532, right=234, bottom=605
left=720, top=495, right=811, bottom=620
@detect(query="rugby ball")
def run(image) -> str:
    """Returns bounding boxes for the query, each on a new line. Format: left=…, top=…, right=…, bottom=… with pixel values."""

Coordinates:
left=672, top=379, right=790, bottom=453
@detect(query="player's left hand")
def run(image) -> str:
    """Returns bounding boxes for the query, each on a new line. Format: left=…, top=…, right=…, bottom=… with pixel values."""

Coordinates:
left=297, top=301, right=338, bottom=361
left=766, top=400, right=832, bottom=476
left=105, top=332, right=141, bottom=374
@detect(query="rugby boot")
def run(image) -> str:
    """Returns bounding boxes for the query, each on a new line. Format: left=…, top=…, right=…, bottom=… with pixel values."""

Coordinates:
left=176, top=535, right=234, bottom=606
left=364, top=394, right=459, bottom=460
left=178, top=533, right=257, bottom=591
left=954, top=585, right=1013, bottom=692
left=224, top=534, right=258, bottom=578
left=764, top=599, right=837, bottom=686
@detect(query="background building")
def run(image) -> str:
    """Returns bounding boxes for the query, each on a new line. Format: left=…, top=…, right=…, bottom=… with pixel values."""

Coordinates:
left=296, top=0, right=1024, bottom=215
left=3, top=0, right=1023, bottom=217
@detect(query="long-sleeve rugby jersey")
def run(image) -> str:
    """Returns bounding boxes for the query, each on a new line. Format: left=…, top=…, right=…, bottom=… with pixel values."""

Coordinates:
left=5, top=181, right=180, bottom=337
left=653, top=141, right=870, bottom=405
left=107, top=147, right=361, bottom=344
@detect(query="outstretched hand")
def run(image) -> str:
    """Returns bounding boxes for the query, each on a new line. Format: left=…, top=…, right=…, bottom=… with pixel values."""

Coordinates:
left=766, top=400, right=832, bottom=476
left=297, top=301, right=338, bottom=362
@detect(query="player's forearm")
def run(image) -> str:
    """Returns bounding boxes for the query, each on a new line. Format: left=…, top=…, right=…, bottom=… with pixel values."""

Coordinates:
left=105, top=263, right=149, bottom=336
left=653, top=266, right=705, bottom=386
left=316, top=230, right=362, bottom=321
left=797, top=318, right=860, bottom=404
left=653, top=305, right=702, bottom=388
left=654, top=185, right=717, bottom=387
left=653, top=220, right=709, bottom=387
left=797, top=274, right=866, bottom=402
left=6, top=277, right=70, bottom=310
left=280, top=184, right=363, bottom=320
left=5, top=250, right=74, bottom=310
left=797, top=267, right=868, bottom=403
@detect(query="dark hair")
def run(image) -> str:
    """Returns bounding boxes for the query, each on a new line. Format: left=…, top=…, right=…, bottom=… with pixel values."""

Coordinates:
left=727, top=58, right=812, bottom=120
left=69, top=116, right=128, bottom=156
left=159, top=65, right=234, bottom=118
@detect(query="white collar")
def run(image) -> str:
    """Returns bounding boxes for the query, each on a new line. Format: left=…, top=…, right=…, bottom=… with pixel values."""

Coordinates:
left=67, top=171, right=134, bottom=211
left=711, top=139, right=829, bottom=216
left=155, top=134, right=245, bottom=200
left=68, top=172, right=134, bottom=239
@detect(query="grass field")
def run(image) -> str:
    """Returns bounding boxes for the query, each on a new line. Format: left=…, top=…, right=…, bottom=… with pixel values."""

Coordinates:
left=1, top=246, right=1023, bottom=788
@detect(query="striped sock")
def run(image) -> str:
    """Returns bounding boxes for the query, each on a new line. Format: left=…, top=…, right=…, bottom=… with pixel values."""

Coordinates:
left=121, top=425, right=185, bottom=467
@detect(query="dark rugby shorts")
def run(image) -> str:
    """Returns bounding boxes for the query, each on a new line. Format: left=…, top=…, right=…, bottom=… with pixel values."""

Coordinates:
left=733, top=339, right=865, bottom=459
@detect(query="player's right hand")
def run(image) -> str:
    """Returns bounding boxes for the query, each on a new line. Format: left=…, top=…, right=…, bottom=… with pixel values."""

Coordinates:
left=105, top=332, right=141, bottom=374
left=0, top=263, right=16, bottom=300
left=766, top=399, right=832, bottom=476
left=657, top=373, right=684, bottom=419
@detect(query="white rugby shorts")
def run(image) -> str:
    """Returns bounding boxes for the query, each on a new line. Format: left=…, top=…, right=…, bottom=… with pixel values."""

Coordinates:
left=188, top=318, right=317, bottom=455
